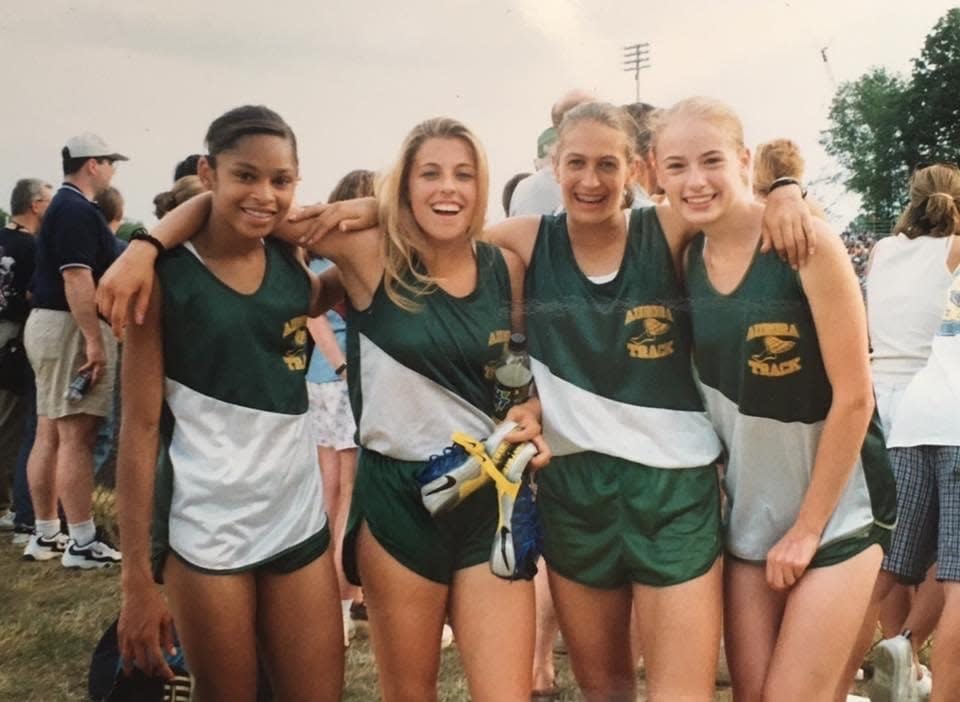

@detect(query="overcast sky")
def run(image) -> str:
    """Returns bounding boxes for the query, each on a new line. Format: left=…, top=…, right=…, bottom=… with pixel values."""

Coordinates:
left=1, top=0, right=954, bottom=228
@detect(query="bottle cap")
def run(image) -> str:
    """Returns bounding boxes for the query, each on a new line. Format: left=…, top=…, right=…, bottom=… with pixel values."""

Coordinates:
left=508, top=333, right=527, bottom=351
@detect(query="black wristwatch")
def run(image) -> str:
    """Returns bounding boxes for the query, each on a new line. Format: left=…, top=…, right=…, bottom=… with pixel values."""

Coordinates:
left=767, top=177, right=808, bottom=199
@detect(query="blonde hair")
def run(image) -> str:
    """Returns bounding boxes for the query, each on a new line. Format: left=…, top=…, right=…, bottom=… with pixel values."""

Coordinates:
left=752, top=139, right=827, bottom=219
left=894, top=164, right=960, bottom=239
left=153, top=175, right=205, bottom=219
left=651, top=96, right=745, bottom=154
left=377, top=117, right=489, bottom=311
left=753, top=139, right=804, bottom=196
left=556, top=101, right=639, bottom=208
left=651, top=96, right=749, bottom=188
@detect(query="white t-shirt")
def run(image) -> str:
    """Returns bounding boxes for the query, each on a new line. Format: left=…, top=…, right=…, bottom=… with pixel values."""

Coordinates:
left=508, top=168, right=562, bottom=217
left=888, top=270, right=960, bottom=447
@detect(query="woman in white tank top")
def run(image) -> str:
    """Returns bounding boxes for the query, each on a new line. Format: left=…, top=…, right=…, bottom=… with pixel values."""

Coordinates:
left=852, top=163, right=960, bottom=701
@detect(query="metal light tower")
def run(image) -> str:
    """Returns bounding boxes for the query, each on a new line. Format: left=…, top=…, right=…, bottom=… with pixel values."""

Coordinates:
left=623, top=42, right=651, bottom=102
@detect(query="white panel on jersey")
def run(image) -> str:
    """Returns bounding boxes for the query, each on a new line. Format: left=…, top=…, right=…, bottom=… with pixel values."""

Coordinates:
left=357, top=333, right=496, bottom=461
left=698, top=382, right=883, bottom=562
left=532, top=358, right=722, bottom=468
left=165, top=378, right=327, bottom=571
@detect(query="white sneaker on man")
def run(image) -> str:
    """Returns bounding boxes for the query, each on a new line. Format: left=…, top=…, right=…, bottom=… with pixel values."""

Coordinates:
left=22, top=531, right=68, bottom=561
left=61, top=531, right=121, bottom=569
left=0, top=509, right=16, bottom=530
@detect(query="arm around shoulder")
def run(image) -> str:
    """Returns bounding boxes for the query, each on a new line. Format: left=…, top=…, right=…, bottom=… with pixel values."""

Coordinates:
left=499, top=247, right=527, bottom=334
left=97, top=195, right=211, bottom=337
left=483, top=216, right=540, bottom=268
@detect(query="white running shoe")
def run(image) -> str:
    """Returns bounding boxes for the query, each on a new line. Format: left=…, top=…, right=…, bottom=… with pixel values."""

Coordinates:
left=914, top=663, right=932, bottom=701
left=61, top=531, right=122, bottom=569
left=0, top=509, right=16, bottom=530
left=489, top=441, right=540, bottom=580
left=11, top=522, right=32, bottom=545
left=22, top=531, right=68, bottom=561
left=419, top=421, right=518, bottom=516
left=869, top=634, right=914, bottom=702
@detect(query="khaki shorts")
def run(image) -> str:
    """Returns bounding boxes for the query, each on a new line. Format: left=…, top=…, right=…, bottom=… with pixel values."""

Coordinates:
left=24, top=309, right=117, bottom=419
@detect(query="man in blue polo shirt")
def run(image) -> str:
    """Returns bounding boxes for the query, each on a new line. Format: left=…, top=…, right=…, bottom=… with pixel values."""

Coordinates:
left=22, top=133, right=125, bottom=569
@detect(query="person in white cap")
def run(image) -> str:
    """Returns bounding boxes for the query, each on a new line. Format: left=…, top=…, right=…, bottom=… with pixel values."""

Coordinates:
left=21, top=132, right=127, bottom=569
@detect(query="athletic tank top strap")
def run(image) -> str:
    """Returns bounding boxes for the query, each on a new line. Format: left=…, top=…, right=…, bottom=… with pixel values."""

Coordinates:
left=346, top=241, right=513, bottom=461
left=525, top=208, right=721, bottom=468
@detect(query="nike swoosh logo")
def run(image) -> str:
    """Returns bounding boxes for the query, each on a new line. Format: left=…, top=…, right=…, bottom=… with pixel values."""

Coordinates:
left=424, top=475, right=457, bottom=496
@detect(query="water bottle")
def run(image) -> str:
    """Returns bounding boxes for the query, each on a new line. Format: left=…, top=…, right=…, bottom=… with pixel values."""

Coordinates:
left=64, top=369, right=92, bottom=402
left=492, top=333, right=534, bottom=420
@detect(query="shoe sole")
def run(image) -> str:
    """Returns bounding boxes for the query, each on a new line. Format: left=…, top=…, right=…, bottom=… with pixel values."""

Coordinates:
left=869, top=642, right=911, bottom=702
left=62, top=556, right=119, bottom=569
left=490, top=442, right=538, bottom=579
left=22, top=551, right=62, bottom=562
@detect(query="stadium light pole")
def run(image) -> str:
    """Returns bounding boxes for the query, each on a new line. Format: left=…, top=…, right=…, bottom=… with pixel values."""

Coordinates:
left=623, top=42, right=651, bottom=102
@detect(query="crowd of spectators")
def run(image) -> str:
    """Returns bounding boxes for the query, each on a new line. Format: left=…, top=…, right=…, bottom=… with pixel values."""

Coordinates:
left=841, top=229, right=879, bottom=290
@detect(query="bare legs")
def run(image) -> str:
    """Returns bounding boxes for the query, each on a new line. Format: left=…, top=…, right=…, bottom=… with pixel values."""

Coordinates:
left=356, top=523, right=535, bottom=702
left=163, top=549, right=344, bottom=702
left=549, top=559, right=721, bottom=702
left=726, top=546, right=882, bottom=702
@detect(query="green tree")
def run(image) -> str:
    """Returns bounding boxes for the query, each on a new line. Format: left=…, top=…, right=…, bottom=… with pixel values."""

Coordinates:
left=821, top=8, right=960, bottom=225
left=0, top=208, right=7, bottom=227
left=821, top=68, right=909, bottom=224
left=902, top=8, right=960, bottom=169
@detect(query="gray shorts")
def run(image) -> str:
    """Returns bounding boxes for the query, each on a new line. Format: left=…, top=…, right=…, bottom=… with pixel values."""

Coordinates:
left=881, top=445, right=960, bottom=584
left=23, top=309, right=117, bottom=419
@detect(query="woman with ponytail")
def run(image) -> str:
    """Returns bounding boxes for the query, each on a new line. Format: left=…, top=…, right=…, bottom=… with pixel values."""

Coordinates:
left=849, top=163, right=960, bottom=701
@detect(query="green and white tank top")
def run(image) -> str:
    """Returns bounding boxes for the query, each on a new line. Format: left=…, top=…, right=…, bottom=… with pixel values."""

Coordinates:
left=156, top=238, right=326, bottom=571
left=346, top=241, right=512, bottom=461
left=686, top=234, right=896, bottom=561
left=524, top=208, right=721, bottom=467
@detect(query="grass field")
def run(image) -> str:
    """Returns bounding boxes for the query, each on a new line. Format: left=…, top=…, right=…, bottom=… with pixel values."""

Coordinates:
left=0, top=490, right=894, bottom=700
left=0, top=534, right=727, bottom=701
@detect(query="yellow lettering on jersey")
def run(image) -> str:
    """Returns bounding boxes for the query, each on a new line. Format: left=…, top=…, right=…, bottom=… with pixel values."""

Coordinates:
left=283, top=354, right=307, bottom=371
left=746, top=322, right=799, bottom=341
left=282, top=315, right=309, bottom=373
left=747, top=357, right=802, bottom=377
left=488, top=329, right=511, bottom=347
left=283, top=315, right=308, bottom=339
left=625, top=305, right=674, bottom=325
left=627, top=339, right=674, bottom=359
